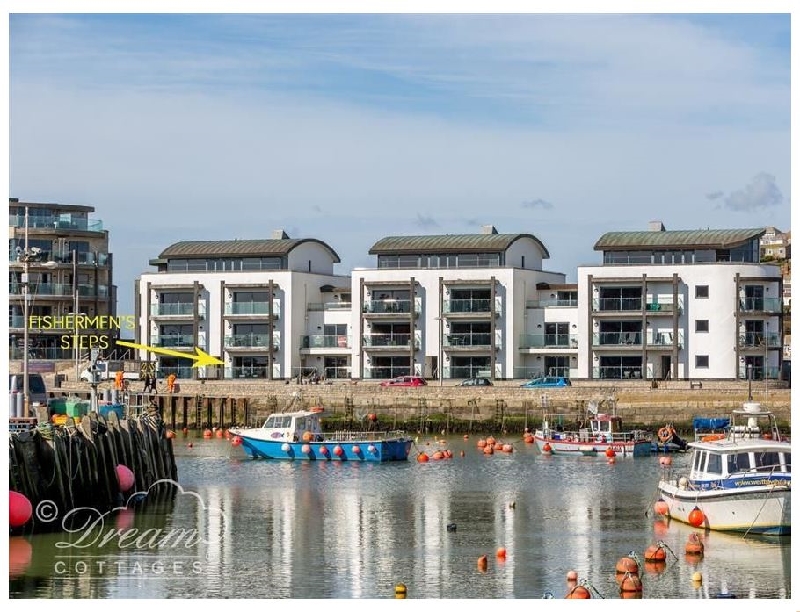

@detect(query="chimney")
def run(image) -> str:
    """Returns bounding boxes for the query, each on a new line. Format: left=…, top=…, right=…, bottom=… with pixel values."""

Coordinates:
left=481, top=225, right=498, bottom=235
left=648, top=220, right=665, bottom=232
left=272, top=229, right=290, bottom=239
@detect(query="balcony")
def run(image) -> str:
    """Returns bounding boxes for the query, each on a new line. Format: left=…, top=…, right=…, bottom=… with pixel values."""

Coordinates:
left=592, top=366, right=644, bottom=379
left=738, top=332, right=781, bottom=349
left=647, top=331, right=684, bottom=349
left=442, top=297, right=501, bottom=315
left=307, top=301, right=352, bottom=311
left=301, top=334, right=350, bottom=349
left=519, top=334, right=578, bottom=349
left=645, top=297, right=683, bottom=315
left=224, top=300, right=281, bottom=317
left=151, top=303, right=205, bottom=317
left=152, top=334, right=196, bottom=349
left=526, top=298, right=578, bottom=308
left=592, top=331, right=642, bottom=347
left=592, top=297, right=643, bottom=312
left=739, top=297, right=782, bottom=314
left=362, top=333, right=417, bottom=349
left=738, top=366, right=780, bottom=380
left=224, top=333, right=280, bottom=350
left=9, top=315, right=25, bottom=328
left=443, top=332, right=498, bottom=349
left=362, top=298, right=418, bottom=315
left=9, top=214, right=104, bottom=232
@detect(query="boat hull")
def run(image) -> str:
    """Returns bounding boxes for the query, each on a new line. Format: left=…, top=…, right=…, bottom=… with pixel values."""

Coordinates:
left=534, top=435, right=650, bottom=457
left=236, top=435, right=413, bottom=462
left=657, top=480, right=791, bottom=535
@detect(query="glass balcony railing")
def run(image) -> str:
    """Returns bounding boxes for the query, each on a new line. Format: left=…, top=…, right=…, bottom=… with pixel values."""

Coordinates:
left=645, top=297, right=684, bottom=314
left=592, top=297, right=643, bottom=312
left=362, top=333, right=415, bottom=348
left=519, top=334, right=578, bottom=349
left=224, top=333, right=280, bottom=350
left=592, top=366, right=644, bottom=379
left=362, top=299, right=414, bottom=315
left=442, top=298, right=493, bottom=314
left=224, top=300, right=280, bottom=317
left=739, top=297, right=782, bottom=313
left=152, top=334, right=196, bottom=348
left=738, top=333, right=781, bottom=348
left=363, top=366, right=412, bottom=380
left=307, top=301, right=352, bottom=311
left=648, top=331, right=684, bottom=348
left=301, top=334, right=350, bottom=349
left=443, top=333, right=495, bottom=348
left=9, top=214, right=104, bottom=232
left=592, top=331, right=642, bottom=346
left=526, top=298, right=578, bottom=308
left=738, top=366, right=780, bottom=380
left=151, top=303, right=196, bottom=316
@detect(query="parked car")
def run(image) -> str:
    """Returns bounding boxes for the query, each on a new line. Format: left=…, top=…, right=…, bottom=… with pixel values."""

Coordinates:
left=520, top=376, right=571, bottom=388
left=380, top=376, right=428, bottom=387
left=9, top=373, right=48, bottom=407
left=460, top=377, right=493, bottom=387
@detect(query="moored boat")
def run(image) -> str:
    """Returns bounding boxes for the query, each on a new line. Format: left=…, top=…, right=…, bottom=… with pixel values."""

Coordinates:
left=229, top=407, right=413, bottom=462
left=533, top=403, right=651, bottom=457
left=651, top=423, right=688, bottom=453
left=656, top=402, right=791, bottom=535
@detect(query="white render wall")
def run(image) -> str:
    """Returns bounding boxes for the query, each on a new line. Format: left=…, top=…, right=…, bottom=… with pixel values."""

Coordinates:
left=577, top=262, right=783, bottom=379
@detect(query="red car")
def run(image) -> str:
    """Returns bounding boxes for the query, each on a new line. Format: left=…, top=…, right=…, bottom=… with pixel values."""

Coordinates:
left=380, top=376, right=428, bottom=387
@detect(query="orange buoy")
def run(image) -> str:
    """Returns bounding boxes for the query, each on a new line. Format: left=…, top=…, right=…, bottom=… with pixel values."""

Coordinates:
left=653, top=520, right=668, bottom=537
left=203, top=429, right=212, bottom=438
left=566, top=570, right=578, bottom=581
left=483, top=445, right=494, bottom=455
left=496, top=547, right=506, bottom=560
left=685, top=533, right=705, bottom=555
left=619, top=573, right=643, bottom=593
left=621, top=591, right=643, bottom=599
left=688, top=507, right=705, bottom=528
left=659, top=456, right=672, bottom=466
left=542, top=442, right=552, bottom=454
left=654, top=499, right=669, bottom=516
left=605, top=447, right=616, bottom=458
left=644, top=544, right=667, bottom=563
left=302, top=431, right=313, bottom=442
left=644, top=560, right=667, bottom=575
left=565, top=585, right=591, bottom=599
left=502, top=444, right=513, bottom=453
left=319, top=445, right=329, bottom=456
left=166, top=430, right=176, bottom=439
left=486, top=436, right=496, bottom=446
left=615, top=556, right=639, bottom=574
left=477, top=439, right=487, bottom=448
left=417, top=452, right=430, bottom=463
left=477, top=555, right=488, bottom=572
left=215, top=429, right=224, bottom=438
left=333, top=445, right=344, bottom=457
left=432, top=451, right=444, bottom=460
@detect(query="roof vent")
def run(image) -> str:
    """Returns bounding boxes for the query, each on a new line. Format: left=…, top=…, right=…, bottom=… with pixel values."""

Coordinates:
left=272, top=229, right=290, bottom=240
left=481, top=225, right=498, bottom=235
left=648, top=220, right=665, bottom=232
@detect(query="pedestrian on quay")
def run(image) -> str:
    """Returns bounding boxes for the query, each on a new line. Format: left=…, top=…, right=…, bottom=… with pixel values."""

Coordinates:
left=167, top=373, right=177, bottom=393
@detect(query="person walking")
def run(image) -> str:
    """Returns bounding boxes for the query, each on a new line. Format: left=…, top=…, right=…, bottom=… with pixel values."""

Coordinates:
left=167, top=373, right=177, bottom=393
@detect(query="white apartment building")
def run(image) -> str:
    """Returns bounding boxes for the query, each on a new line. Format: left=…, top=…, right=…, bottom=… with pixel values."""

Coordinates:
left=134, top=231, right=349, bottom=380
left=351, top=225, right=568, bottom=381
left=577, top=222, right=784, bottom=381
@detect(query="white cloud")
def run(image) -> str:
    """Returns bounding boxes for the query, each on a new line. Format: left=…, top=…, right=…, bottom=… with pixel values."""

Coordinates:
left=723, top=172, right=784, bottom=212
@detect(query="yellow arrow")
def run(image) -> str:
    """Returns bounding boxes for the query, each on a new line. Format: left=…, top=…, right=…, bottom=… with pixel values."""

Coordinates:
left=116, top=340, right=224, bottom=368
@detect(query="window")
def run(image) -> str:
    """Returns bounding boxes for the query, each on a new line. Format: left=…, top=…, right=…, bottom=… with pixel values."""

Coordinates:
left=695, top=320, right=709, bottom=333
left=706, top=453, right=722, bottom=475
left=727, top=453, right=751, bottom=474
left=754, top=451, right=781, bottom=472
left=696, top=355, right=709, bottom=368
left=695, top=285, right=709, bottom=299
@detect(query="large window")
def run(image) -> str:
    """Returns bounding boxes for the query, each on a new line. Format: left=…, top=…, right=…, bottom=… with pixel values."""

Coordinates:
left=695, top=355, right=709, bottom=368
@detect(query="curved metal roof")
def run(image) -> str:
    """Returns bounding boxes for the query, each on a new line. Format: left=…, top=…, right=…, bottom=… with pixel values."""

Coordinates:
left=158, top=239, right=341, bottom=263
left=369, top=233, right=550, bottom=258
left=594, top=228, right=765, bottom=251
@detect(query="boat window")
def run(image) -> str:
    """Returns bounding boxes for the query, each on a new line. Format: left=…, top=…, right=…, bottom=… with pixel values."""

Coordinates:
left=781, top=453, right=791, bottom=473
left=295, top=417, right=306, bottom=431
left=727, top=453, right=751, bottom=473
left=279, top=416, right=293, bottom=428
left=693, top=450, right=704, bottom=471
left=264, top=416, right=278, bottom=428
left=754, top=451, right=781, bottom=472
left=706, top=453, right=722, bottom=475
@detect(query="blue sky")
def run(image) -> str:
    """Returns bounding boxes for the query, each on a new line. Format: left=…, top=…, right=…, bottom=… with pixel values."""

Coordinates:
left=8, top=12, right=792, bottom=316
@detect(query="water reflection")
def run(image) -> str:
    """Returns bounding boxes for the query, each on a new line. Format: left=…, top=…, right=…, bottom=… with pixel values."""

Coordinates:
left=11, top=438, right=791, bottom=599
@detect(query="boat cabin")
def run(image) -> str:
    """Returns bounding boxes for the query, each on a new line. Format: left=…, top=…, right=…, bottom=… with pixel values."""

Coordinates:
left=687, top=445, right=791, bottom=483
left=261, top=409, right=325, bottom=442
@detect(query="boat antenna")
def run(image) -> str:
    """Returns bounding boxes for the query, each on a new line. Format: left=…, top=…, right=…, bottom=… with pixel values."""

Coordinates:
left=587, top=401, right=598, bottom=416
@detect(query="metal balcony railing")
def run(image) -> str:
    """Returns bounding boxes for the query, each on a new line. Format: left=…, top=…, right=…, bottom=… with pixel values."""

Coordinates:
left=592, top=297, right=643, bottom=312
left=592, top=331, right=642, bottom=346
left=301, top=334, right=351, bottom=349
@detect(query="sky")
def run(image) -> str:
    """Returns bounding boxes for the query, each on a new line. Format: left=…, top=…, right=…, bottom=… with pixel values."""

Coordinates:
left=7, top=10, right=793, bottom=319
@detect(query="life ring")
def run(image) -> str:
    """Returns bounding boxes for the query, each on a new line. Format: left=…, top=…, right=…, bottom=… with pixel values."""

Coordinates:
left=310, top=406, right=324, bottom=413
left=701, top=434, right=725, bottom=443
left=657, top=427, right=672, bottom=443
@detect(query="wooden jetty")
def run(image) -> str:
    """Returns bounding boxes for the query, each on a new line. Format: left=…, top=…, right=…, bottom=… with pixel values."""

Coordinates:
left=9, top=407, right=177, bottom=534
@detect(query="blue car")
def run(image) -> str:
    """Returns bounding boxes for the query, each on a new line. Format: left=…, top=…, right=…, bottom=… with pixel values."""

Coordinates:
left=520, top=376, right=571, bottom=388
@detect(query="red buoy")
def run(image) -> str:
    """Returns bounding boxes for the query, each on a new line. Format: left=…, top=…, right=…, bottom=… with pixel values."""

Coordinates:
left=565, top=585, right=591, bottom=599
left=231, top=436, right=243, bottom=446
left=644, top=544, right=667, bottom=563
left=654, top=499, right=669, bottom=516
left=333, top=445, right=344, bottom=457
left=166, top=430, right=176, bottom=439
left=203, top=429, right=212, bottom=439
left=542, top=442, right=552, bottom=454
left=688, top=507, right=705, bottom=528
left=301, top=444, right=312, bottom=454
left=9, top=491, right=33, bottom=528
left=417, top=452, right=429, bottom=463
left=619, top=573, right=643, bottom=593
left=615, top=556, right=638, bottom=574
left=496, top=547, right=507, bottom=560
left=685, top=533, right=705, bottom=555
left=605, top=447, right=616, bottom=458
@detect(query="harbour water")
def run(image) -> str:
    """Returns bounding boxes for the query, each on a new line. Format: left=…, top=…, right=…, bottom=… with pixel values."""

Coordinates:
left=10, top=435, right=791, bottom=599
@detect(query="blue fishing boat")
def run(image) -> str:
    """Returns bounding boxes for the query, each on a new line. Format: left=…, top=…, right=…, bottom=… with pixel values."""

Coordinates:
left=230, top=407, right=413, bottom=462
